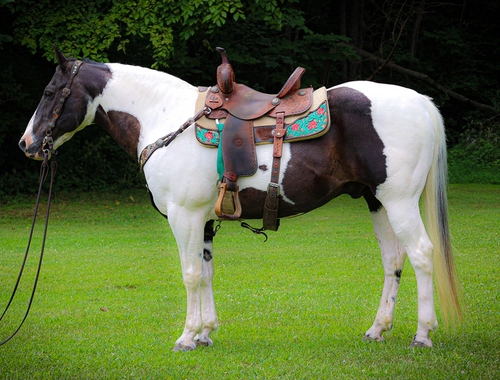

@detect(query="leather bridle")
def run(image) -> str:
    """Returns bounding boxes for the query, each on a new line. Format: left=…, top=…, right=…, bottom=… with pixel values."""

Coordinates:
left=42, top=59, right=83, bottom=155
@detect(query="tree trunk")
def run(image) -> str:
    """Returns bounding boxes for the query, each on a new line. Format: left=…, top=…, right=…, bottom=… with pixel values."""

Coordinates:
left=410, top=0, right=426, bottom=62
left=339, top=0, right=348, bottom=82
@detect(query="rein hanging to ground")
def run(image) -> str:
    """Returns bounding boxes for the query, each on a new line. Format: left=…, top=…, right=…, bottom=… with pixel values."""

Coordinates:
left=0, top=59, right=82, bottom=345
left=0, top=152, right=56, bottom=346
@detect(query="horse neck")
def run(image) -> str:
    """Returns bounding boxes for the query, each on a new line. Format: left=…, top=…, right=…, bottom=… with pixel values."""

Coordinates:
left=93, top=63, right=198, bottom=159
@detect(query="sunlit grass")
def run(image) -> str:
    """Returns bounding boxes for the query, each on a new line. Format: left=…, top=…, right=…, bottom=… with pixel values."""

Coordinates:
left=0, top=184, right=499, bottom=379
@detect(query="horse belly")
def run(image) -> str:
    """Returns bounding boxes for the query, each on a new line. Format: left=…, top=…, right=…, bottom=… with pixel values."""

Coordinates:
left=237, top=136, right=358, bottom=219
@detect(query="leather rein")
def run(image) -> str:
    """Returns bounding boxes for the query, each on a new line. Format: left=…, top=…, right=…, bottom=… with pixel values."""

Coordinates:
left=0, top=60, right=83, bottom=346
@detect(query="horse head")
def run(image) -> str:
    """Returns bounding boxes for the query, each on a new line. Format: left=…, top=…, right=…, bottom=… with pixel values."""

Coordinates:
left=19, top=46, right=110, bottom=160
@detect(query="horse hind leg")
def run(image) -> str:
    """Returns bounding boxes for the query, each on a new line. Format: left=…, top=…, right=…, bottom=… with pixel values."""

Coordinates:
left=364, top=207, right=407, bottom=342
left=383, top=200, right=438, bottom=347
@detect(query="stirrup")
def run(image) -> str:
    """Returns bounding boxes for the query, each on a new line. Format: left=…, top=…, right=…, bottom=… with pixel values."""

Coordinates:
left=215, top=182, right=242, bottom=220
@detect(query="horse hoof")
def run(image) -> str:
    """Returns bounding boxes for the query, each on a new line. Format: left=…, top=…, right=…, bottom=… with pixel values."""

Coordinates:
left=172, top=343, right=196, bottom=352
left=410, top=339, right=433, bottom=348
left=363, top=334, right=384, bottom=342
left=195, top=337, right=213, bottom=347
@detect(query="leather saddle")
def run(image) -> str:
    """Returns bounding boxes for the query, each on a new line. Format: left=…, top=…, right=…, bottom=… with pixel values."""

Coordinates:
left=199, top=47, right=329, bottom=230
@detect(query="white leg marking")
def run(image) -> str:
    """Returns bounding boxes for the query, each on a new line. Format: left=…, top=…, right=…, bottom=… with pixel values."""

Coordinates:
left=168, top=207, right=207, bottom=351
left=384, top=200, right=438, bottom=347
left=194, top=238, right=218, bottom=347
left=364, top=207, right=407, bottom=341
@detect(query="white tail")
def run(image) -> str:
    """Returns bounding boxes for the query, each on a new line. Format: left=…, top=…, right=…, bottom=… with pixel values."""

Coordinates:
left=422, top=96, right=464, bottom=326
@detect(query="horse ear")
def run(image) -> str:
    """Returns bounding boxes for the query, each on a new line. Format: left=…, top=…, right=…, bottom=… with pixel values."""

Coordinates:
left=53, top=45, right=68, bottom=71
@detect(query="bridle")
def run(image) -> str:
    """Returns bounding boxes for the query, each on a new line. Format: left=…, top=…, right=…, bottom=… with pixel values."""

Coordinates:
left=0, top=60, right=83, bottom=346
left=42, top=59, right=84, bottom=155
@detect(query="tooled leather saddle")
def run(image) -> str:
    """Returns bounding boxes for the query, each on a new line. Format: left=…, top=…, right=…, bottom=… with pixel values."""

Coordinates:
left=196, top=47, right=330, bottom=231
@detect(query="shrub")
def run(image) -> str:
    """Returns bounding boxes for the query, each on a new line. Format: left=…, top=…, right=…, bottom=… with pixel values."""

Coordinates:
left=448, top=117, right=500, bottom=184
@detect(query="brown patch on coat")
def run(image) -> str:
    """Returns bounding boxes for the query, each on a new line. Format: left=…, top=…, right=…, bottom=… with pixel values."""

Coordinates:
left=94, top=106, right=141, bottom=160
left=238, top=86, right=386, bottom=219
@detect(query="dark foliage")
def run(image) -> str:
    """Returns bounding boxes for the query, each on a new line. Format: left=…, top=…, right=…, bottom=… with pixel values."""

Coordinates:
left=1, top=0, right=498, bottom=195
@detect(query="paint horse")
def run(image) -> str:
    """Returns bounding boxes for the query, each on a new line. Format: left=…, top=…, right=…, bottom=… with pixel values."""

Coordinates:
left=19, top=48, right=462, bottom=351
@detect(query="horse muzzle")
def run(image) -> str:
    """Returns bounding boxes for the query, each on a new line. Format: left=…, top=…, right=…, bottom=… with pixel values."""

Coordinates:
left=18, top=136, right=46, bottom=160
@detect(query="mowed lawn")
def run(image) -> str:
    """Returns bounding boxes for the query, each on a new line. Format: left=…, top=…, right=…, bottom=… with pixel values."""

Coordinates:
left=0, top=184, right=498, bottom=379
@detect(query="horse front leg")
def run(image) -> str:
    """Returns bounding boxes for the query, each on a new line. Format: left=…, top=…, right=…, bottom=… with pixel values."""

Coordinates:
left=364, top=207, right=407, bottom=342
left=169, top=210, right=218, bottom=351
left=193, top=221, right=219, bottom=347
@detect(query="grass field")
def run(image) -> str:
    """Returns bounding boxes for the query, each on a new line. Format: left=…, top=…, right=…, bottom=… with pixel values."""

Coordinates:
left=0, top=184, right=499, bottom=379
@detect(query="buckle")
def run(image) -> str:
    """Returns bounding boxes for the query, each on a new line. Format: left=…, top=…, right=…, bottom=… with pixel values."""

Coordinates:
left=267, top=182, right=280, bottom=194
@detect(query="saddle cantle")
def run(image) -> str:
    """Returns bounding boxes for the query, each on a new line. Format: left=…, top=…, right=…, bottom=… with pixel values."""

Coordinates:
left=198, top=47, right=330, bottom=230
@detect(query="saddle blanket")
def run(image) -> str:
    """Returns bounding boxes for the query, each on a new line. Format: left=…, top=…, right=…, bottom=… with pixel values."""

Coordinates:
left=194, top=86, right=330, bottom=147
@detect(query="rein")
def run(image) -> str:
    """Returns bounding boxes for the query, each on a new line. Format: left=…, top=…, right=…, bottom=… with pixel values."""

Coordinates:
left=0, top=152, right=56, bottom=346
left=0, top=60, right=82, bottom=345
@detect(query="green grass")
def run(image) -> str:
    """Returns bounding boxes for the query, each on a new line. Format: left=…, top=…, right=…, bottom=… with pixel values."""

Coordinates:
left=0, top=184, right=499, bottom=379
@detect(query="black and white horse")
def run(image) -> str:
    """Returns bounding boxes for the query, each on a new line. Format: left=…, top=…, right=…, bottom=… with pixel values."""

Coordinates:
left=19, top=49, right=462, bottom=351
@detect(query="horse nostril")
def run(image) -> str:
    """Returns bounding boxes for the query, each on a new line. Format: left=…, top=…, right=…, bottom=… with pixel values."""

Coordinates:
left=19, top=138, right=27, bottom=152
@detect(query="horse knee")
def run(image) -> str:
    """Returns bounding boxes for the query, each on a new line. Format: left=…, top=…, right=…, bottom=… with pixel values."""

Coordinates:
left=182, top=267, right=203, bottom=289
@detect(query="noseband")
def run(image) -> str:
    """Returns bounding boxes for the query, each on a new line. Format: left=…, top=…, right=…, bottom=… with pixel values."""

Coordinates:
left=42, top=59, right=83, bottom=156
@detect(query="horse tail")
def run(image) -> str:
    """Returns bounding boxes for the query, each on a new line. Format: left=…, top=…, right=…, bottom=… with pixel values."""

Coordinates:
left=421, top=96, right=464, bottom=327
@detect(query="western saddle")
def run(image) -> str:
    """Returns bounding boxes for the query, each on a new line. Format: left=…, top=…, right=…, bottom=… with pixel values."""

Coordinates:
left=199, top=47, right=328, bottom=231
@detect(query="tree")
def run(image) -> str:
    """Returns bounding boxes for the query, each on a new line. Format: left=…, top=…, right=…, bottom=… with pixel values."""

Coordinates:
left=0, top=0, right=353, bottom=194
left=4, top=0, right=288, bottom=68
left=1, top=0, right=498, bottom=194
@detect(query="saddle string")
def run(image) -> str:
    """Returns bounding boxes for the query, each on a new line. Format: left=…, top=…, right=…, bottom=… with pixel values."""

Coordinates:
left=0, top=152, right=57, bottom=346
left=240, top=222, right=268, bottom=242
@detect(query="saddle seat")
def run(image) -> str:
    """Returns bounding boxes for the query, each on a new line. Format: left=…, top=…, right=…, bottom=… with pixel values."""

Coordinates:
left=201, top=48, right=329, bottom=231
left=207, top=73, right=311, bottom=121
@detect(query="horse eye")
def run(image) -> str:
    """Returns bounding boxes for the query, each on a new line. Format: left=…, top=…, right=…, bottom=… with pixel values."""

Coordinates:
left=44, top=90, right=54, bottom=99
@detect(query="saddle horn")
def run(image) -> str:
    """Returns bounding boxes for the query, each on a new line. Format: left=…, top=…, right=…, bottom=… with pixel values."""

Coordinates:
left=216, top=47, right=235, bottom=95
